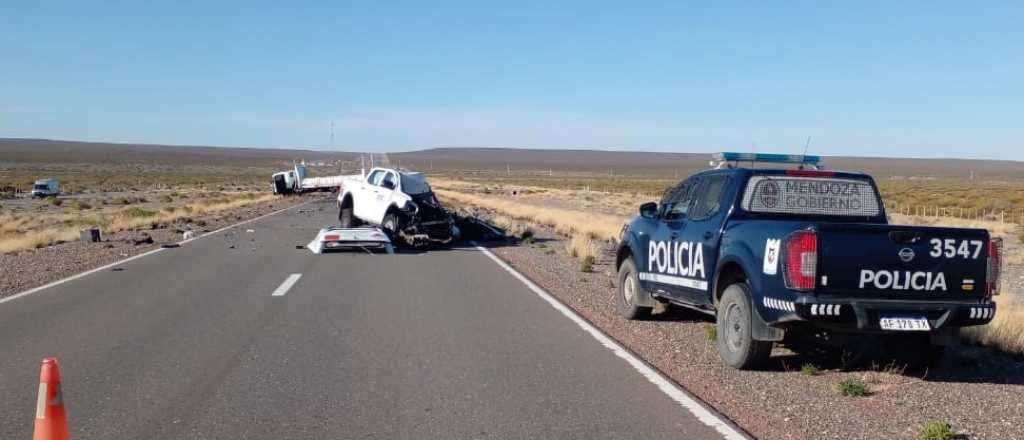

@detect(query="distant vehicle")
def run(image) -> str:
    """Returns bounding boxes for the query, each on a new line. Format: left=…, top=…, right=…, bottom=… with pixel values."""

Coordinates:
left=615, top=152, right=1001, bottom=369
left=31, top=178, right=60, bottom=198
left=271, top=163, right=346, bottom=194
left=336, top=167, right=458, bottom=247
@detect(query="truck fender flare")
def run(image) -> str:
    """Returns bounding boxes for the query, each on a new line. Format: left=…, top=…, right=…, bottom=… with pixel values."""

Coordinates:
left=715, top=245, right=784, bottom=342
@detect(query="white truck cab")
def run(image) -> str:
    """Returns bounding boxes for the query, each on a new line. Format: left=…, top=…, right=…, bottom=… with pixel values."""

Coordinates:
left=31, top=178, right=60, bottom=198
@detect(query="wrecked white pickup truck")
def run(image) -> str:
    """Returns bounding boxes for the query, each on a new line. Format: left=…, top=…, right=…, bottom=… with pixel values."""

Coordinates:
left=336, top=167, right=459, bottom=247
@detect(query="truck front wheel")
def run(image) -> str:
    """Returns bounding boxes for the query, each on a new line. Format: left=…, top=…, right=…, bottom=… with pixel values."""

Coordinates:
left=338, top=203, right=357, bottom=228
left=716, top=283, right=772, bottom=370
left=616, top=260, right=652, bottom=320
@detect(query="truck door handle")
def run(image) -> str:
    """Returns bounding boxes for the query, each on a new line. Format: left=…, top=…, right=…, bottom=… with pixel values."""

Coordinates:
left=703, top=231, right=713, bottom=240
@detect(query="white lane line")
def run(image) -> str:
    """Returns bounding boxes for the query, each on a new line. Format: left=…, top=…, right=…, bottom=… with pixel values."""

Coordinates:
left=0, top=200, right=315, bottom=306
left=271, top=274, right=303, bottom=297
left=472, top=243, right=750, bottom=440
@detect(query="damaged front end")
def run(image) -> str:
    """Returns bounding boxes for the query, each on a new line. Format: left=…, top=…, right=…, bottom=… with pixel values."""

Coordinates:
left=395, top=192, right=460, bottom=247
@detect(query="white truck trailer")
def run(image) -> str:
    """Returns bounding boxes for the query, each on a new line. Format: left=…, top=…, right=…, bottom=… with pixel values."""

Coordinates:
left=271, top=163, right=351, bottom=194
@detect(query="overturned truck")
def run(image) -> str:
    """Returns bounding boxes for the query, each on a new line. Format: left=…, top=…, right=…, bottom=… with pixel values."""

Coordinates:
left=336, top=167, right=461, bottom=247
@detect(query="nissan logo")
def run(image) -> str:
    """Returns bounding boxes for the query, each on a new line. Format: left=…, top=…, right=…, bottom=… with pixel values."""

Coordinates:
left=898, top=248, right=915, bottom=262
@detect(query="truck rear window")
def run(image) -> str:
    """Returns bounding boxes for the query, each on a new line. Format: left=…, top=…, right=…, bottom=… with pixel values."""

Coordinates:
left=740, top=175, right=881, bottom=217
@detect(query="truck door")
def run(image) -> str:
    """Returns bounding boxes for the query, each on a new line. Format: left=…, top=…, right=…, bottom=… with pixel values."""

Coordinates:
left=676, top=174, right=731, bottom=306
left=354, top=170, right=383, bottom=220
left=369, top=171, right=398, bottom=222
left=643, top=177, right=700, bottom=302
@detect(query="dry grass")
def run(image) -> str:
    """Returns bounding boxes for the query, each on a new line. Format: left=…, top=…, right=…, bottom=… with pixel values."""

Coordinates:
left=565, top=234, right=602, bottom=260
left=0, top=193, right=277, bottom=253
left=0, top=227, right=83, bottom=254
left=435, top=189, right=626, bottom=241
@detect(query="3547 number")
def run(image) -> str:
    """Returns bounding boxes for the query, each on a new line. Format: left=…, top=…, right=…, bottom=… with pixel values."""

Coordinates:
left=929, top=238, right=983, bottom=259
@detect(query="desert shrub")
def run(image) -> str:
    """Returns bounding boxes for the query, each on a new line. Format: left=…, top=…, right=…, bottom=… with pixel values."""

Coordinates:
left=801, top=364, right=821, bottom=376
left=836, top=378, right=870, bottom=397
left=580, top=255, right=595, bottom=272
left=917, top=421, right=954, bottom=440
left=163, top=206, right=177, bottom=213
left=158, top=195, right=173, bottom=203
left=120, top=207, right=156, bottom=218
left=520, top=228, right=535, bottom=244
left=46, top=196, right=63, bottom=206
left=68, top=199, right=92, bottom=210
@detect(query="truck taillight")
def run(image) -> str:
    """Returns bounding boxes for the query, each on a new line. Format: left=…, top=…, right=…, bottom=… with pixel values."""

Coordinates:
left=784, top=230, right=817, bottom=291
left=987, top=238, right=1002, bottom=296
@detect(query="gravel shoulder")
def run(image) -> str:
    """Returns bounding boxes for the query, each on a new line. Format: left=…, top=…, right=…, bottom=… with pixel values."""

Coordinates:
left=482, top=223, right=1024, bottom=440
left=0, top=194, right=317, bottom=299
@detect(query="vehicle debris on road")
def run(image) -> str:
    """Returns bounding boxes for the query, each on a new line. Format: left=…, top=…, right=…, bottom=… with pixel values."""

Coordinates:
left=306, top=226, right=394, bottom=254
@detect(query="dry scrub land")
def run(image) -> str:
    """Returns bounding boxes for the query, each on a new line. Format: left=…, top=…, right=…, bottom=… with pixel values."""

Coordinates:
left=0, top=161, right=318, bottom=298
left=437, top=177, right=1024, bottom=440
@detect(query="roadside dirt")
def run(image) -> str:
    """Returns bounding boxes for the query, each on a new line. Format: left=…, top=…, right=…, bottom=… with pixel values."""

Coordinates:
left=482, top=223, right=1024, bottom=440
left=0, top=194, right=317, bottom=299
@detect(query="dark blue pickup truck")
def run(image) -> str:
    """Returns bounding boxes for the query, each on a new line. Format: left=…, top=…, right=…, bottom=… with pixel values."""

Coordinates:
left=615, top=153, right=1002, bottom=369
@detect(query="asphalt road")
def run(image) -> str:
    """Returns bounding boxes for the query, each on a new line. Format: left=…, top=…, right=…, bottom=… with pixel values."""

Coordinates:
left=0, top=198, right=730, bottom=439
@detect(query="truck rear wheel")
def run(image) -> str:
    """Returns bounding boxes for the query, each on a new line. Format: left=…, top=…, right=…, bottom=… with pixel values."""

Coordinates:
left=616, top=260, right=652, bottom=319
left=716, top=283, right=773, bottom=370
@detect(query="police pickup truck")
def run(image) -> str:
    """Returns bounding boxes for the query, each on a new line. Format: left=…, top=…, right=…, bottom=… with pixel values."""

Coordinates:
left=615, top=153, right=1002, bottom=369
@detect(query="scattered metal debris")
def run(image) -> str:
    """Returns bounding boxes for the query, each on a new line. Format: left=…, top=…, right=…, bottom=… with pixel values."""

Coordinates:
left=306, top=226, right=393, bottom=254
left=454, top=216, right=507, bottom=242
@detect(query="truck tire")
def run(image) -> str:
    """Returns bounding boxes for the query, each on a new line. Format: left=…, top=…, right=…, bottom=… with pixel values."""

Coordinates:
left=338, top=204, right=355, bottom=228
left=616, top=259, right=652, bottom=319
left=382, top=212, right=402, bottom=244
left=716, top=283, right=773, bottom=369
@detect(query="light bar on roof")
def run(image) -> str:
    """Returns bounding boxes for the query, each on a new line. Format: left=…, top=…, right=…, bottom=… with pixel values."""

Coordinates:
left=712, top=152, right=822, bottom=165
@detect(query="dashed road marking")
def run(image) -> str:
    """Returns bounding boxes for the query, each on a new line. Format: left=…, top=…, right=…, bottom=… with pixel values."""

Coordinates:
left=472, top=242, right=750, bottom=440
left=271, top=274, right=303, bottom=297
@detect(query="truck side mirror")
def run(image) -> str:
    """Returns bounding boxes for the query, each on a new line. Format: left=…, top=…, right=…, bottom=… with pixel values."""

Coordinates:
left=381, top=180, right=395, bottom=190
left=639, top=202, right=658, bottom=219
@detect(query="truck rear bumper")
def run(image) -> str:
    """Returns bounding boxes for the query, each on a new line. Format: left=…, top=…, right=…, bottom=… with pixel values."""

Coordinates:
left=777, top=299, right=996, bottom=332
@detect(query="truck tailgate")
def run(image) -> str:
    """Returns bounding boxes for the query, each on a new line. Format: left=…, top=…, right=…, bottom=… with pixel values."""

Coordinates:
left=816, top=223, right=990, bottom=301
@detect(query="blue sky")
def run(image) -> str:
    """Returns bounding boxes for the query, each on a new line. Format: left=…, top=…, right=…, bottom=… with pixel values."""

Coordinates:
left=2, top=1, right=1021, bottom=159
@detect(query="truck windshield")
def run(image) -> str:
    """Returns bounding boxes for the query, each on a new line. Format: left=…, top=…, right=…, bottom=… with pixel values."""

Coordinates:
left=34, top=184, right=49, bottom=190
left=740, top=175, right=882, bottom=217
left=400, top=174, right=432, bottom=194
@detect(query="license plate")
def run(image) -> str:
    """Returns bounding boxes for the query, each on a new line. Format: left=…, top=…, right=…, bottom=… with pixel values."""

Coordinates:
left=879, top=316, right=931, bottom=331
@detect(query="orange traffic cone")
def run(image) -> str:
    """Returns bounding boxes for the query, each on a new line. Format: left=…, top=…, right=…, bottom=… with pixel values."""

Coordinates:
left=33, top=357, right=70, bottom=440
